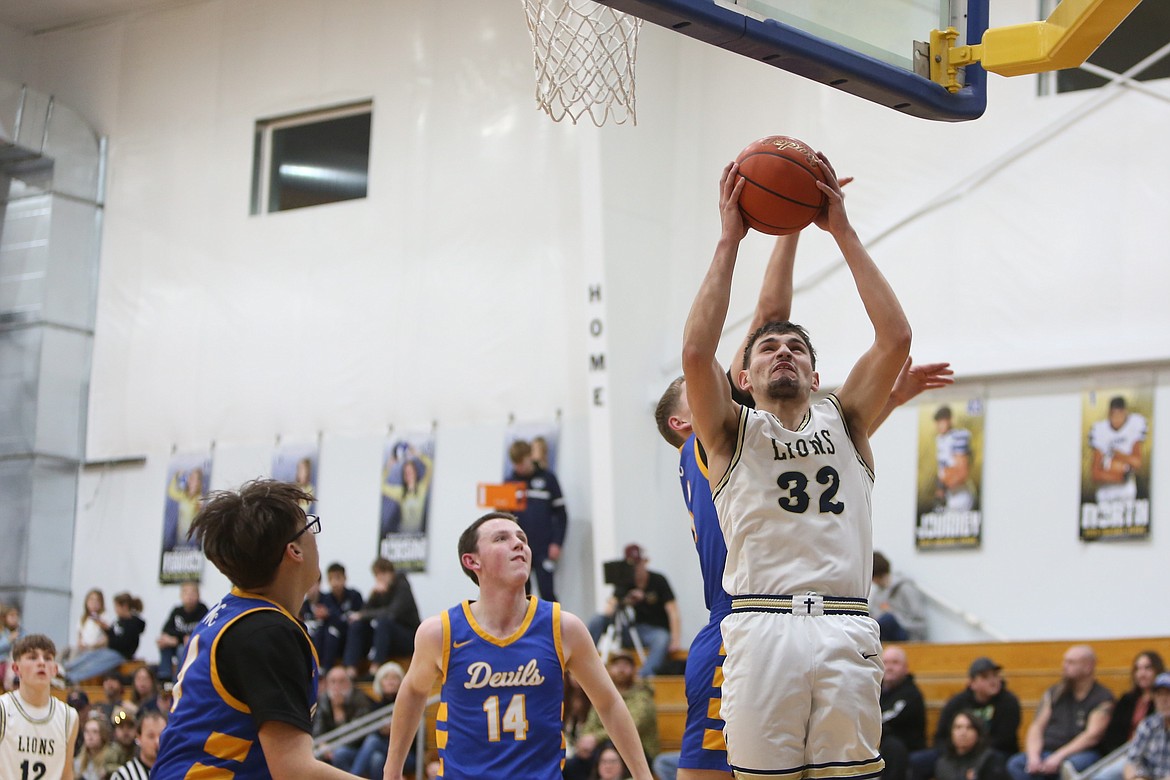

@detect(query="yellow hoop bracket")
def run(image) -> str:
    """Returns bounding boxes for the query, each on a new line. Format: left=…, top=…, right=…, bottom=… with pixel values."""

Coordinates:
left=931, top=0, right=1143, bottom=89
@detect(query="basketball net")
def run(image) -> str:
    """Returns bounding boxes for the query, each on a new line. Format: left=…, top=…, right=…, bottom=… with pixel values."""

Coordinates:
left=522, top=0, right=642, bottom=127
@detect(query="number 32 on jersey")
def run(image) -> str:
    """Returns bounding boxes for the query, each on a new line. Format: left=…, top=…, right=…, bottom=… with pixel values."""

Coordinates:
left=776, top=466, right=844, bottom=514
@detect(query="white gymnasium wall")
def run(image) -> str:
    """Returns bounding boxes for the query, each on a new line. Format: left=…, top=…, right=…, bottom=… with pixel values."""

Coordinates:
left=4, top=0, right=1169, bottom=654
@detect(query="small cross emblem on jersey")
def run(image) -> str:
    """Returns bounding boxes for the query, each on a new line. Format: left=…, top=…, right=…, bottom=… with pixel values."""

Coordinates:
left=799, top=593, right=824, bottom=616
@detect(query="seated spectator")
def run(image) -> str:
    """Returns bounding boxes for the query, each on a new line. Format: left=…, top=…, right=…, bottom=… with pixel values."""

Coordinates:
left=1068, top=652, right=1167, bottom=780
left=343, top=558, right=421, bottom=677
left=580, top=650, right=659, bottom=762
left=587, top=544, right=681, bottom=677
left=346, top=661, right=414, bottom=779
left=94, top=674, right=133, bottom=723
left=911, top=657, right=1022, bottom=780
left=1122, top=672, right=1170, bottom=780
left=301, top=569, right=324, bottom=637
left=936, top=711, right=1009, bottom=780
left=70, top=588, right=110, bottom=660
left=152, top=683, right=174, bottom=717
left=591, top=740, right=632, bottom=780
left=67, top=688, right=92, bottom=753
left=155, top=581, right=208, bottom=683
left=1008, top=645, right=1115, bottom=780
left=313, top=666, right=375, bottom=771
left=0, top=604, right=22, bottom=653
left=76, top=713, right=123, bottom=780
left=0, top=604, right=27, bottom=687
left=110, top=709, right=168, bottom=780
left=883, top=645, right=928, bottom=780
left=564, top=672, right=594, bottom=748
left=64, top=593, right=146, bottom=683
left=109, top=707, right=139, bottom=766
left=566, top=733, right=602, bottom=780
left=871, top=552, right=928, bottom=642
left=68, top=688, right=92, bottom=724
left=313, top=563, right=363, bottom=670
left=129, top=666, right=163, bottom=715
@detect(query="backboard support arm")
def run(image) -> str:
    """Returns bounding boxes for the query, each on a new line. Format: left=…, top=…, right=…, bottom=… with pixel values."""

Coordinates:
left=932, top=0, right=1143, bottom=91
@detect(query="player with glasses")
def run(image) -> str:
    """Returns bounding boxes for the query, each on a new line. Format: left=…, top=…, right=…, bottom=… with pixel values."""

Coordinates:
left=289, top=514, right=322, bottom=543
left=154, top=480, right=363, bottom=780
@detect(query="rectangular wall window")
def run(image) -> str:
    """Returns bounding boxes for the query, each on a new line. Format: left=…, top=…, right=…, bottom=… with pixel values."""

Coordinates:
left=251, top=101, right=372, bottom=214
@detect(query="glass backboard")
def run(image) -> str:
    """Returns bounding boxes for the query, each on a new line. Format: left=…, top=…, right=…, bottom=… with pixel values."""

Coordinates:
left=591, top=0, right=989, bottom=121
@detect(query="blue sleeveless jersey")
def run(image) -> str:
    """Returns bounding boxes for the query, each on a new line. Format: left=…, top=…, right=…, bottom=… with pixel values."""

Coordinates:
left=152, top=589, right=319, bottom=780
left=680, top=434, right=732, bottom=621
left=437, top=597, right=565, bottom=779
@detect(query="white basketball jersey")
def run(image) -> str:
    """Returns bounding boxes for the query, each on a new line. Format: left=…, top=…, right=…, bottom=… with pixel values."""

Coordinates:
left=0, top=691, right=76, bottom=780
left=1089, top=413, right=1147, bottom=465
left=713, top=395, right=874, bottom=598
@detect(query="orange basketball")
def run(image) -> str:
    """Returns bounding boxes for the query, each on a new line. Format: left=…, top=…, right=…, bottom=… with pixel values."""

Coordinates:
left=734, top=136, right=827, bottom=235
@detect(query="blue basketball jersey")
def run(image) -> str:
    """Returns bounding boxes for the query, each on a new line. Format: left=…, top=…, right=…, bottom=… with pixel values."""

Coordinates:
left=437, top=597, right=565, bottom=779
left=680, top=434, right=732, bottom=620
left=153, top=589, right=319, bottom=780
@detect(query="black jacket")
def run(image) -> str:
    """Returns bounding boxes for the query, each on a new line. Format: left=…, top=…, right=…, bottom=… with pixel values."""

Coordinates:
left=882, top=674, right=927, bottom=752
left=933, top=684, right=1023, bottom=755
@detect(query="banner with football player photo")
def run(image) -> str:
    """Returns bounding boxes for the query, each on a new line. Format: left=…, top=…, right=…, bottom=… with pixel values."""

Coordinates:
left=915, top=398, right=985, bottom=550
left=272, top=441, right=319, bottom=514
left=159, top=451, right=212, bottom=584
left=1080, top=388, right=1153, bottom=542
left=378, top=432, right=436, bottom=572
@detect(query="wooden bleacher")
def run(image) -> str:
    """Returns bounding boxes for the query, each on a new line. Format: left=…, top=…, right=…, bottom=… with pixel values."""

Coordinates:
left=647, top=636, right=1170, bottom=755
left=70, top=640, right=1170, bottom=764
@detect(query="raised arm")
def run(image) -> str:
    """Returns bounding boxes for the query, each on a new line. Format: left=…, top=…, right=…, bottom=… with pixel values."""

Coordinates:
left=732, top=176, right=858, bottom=369
left=562, top=612, right=654, bottom=780
left=681, top=163, right=749, bottom=473
left=868, top=359, right=955, bottom=435
left=382, top=617, right=443, bottom=780
left=816, top=154, right=912, bottom=463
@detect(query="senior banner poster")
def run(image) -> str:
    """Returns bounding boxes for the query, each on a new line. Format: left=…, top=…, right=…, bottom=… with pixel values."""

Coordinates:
left=1080, top=388, right=1153, bottom=542
left=272, top=442, right=319, bottom=514
left=916, top=398, right=985, bottom=550
left=379, top=433, right=436, bottom=572
left=159, top=452, right=212, bottom=584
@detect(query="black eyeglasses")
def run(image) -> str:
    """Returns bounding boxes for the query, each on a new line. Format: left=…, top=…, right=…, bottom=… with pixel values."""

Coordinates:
left=288, top=514, right=321, bottom=544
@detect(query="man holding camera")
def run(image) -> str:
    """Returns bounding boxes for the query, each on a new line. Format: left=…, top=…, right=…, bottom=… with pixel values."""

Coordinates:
left=587, top=544, right=681, bottom=677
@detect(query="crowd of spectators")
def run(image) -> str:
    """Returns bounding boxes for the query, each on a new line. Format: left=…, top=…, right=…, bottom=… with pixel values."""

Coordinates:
left=7, top=539, right=1169, bottom=780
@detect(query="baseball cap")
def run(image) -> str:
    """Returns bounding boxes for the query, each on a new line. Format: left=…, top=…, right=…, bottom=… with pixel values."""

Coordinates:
left=968, top=657, right=1002, bottom=677
left=623, top=544, right=645, bottom=563
left=1153, top=672, right=1170, bottom=691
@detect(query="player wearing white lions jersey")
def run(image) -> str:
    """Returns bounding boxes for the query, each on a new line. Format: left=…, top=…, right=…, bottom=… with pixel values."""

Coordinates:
left=0, top=634, right=78, bottom=780
left=1089, top=396, right=1147, bottom=504
left=683, top=156, right=911, bottom=780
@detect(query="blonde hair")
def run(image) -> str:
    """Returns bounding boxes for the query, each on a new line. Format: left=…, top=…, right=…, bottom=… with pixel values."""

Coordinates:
left=373, top=662, right=406, bottom=701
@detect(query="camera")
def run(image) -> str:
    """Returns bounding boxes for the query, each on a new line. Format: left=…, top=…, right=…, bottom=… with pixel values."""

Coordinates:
left=602, top=559, right=634, bottom=589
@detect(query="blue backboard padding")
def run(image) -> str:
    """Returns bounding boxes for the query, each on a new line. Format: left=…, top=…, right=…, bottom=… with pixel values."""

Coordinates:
left=592, top=0, right=988, bottom=121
